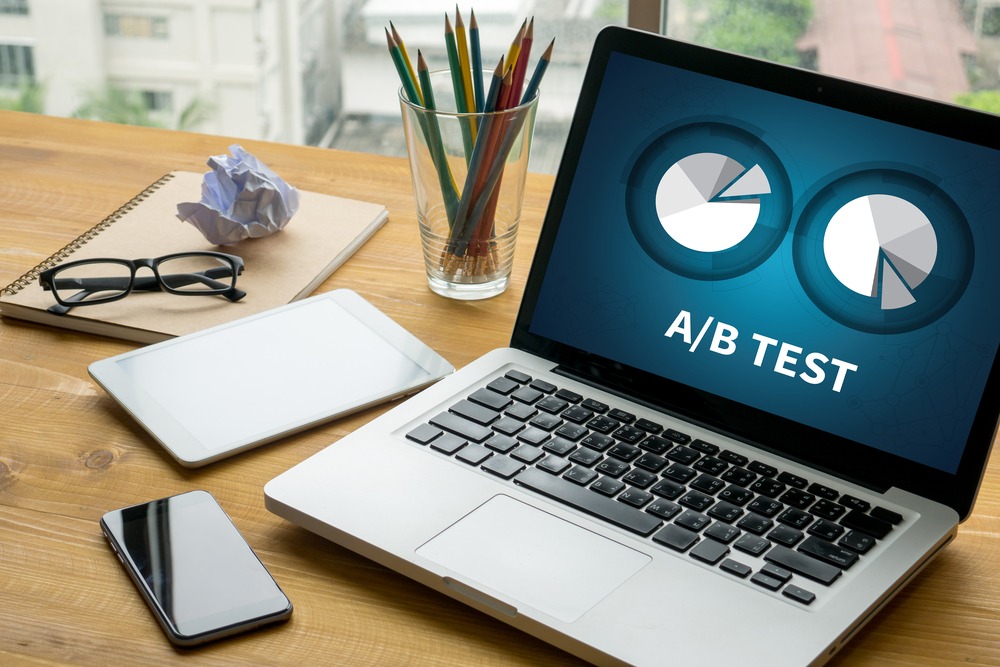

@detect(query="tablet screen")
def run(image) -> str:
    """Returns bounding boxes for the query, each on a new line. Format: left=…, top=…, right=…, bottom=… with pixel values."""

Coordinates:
left=91, top=291, right=453, bottom=465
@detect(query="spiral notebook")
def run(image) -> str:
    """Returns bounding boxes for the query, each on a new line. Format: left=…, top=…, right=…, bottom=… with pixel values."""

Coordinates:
left=0, top=171, right=388, bottom=344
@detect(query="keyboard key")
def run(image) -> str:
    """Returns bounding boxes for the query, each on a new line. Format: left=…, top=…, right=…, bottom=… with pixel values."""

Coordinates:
left=634, top=418, right=663, bottom=433
left=481, top=455, right=524, bottom=479
left=871, top=506, right=904, bottom=525
left=662, top=428, right=691, bottom=444
left=639, top=435, right=673, bottom=454
left=431, top=433, right=467, bottom=454
left=765, top=545, right=841, bottom=585
left=704, top=522, right=741, bottom=544
left=679, top=490, right=715, bottom=511
left=689, top=439, right=720, bottom=455
left=839, top=495, right=871, bottom=512
left=542, top=436, right=576, bottom=456
left=622, top=468, right=657, bottom=489
left=777, top=507, right=813, bottom=529
left=690, top=539, right=730, bottom=565
left=734, top=534, right=771, bottom=556
left=840, top=509, right=893, bottom=539
left=537, top=454, right=571, bottom=475
left=777, top=471, right=808, bottom=489
left=652, top=524, right=699, bottom=552
left=737, top=513, right=773, bottom=535
left=562, top=405, right=594, bottom=424
left=750, top=477, right=786, bottom=498
left=663, top=463, right=696, bottom=483
left=608, top=408, right=636, bottom=423
left=807, top=482, right=839, bottom=500
left=665, top=446, right=700, bottom=464
left=485, top=433, right=518, bottom=453
left=783, top=584, right=817, bottom=605
left=675, top=510, right=710, bottom=532
left=691, top=474, right=725, bottom=495
left=450, top=398, right=501, bottom=425
left=504, top=402, right=537, bottom=421
left=555, top=388, right=583, bottom=403
left=511, top=444, right=544, bottom=464
left=554, top=423, right=589, bottom=441
left=799, top=536, right=859, bottom=569
left=505, top=370, right=532, bottom=384
left=581, top=433, right=615, bottom=451
left=720, top=558, right=752, bottom=578
left=719, top=449, right=749, bottom=466
left=529, top=412, right=562, bottom=431
left=718, top=485, right=754, bottom=506
left=708, top=501, right=744, bottom=524
left=650, top=479, right=685, bottom=500
left=515, top=467, right=663, bottom=536
left=581, top=398, right=609, bottom=413
left=608, top=443, right=642, bottom=462
left=839, top=530, right=876, bottom=554
left=779, top=488, right=816, bottom=509
left=634, top=452, right=668, bottom=473
left=811, top=499, right=847, bottom=520
left=587, top=415, right=620, bottom=434
left=646, top=498, right=681, bottom=520
left=613, top=425, right=646, bottom=444
left=807, top=519, right=845, bottom=542
left=569, top=448, right=602, bottom=466
left=748, top=460, right=778, bottom=478
left=456, top=444, right=492, bottom=465
left=487, top=377, right=519, bottom=394
left=618, top=488, right=653, bottom=508
left=516, top=426, right=550, bottom=447
left=693, top=456, right=727, bottom=476
left=591, top=476, right=626, bottom=497
left=430, top=412, right=493, bottom=442
left=468, top=387, right=512, bottom=411
left=721, top=466, right=757, bottom=487
left=528, top=378, right=555, bottom=393
left=595, top=459, right=630, bottom=478
left=536, top=395, right=569, bottom=414
left=564, top=465, right=598, bottom=485
left=747, top=497, right=783, bottom=517
left=751, top=572, right=783, bottom=591
left=761, top=563, right=792, bottom=583
left=768, top=524, right=804, bottom=547
left=406, top=423, right=441, bottom=445
left=511, top=386, right=543, bottom=404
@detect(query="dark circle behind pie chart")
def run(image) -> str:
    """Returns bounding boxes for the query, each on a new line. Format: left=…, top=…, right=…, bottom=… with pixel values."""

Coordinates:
left=625, top=122, right=793, bottom=280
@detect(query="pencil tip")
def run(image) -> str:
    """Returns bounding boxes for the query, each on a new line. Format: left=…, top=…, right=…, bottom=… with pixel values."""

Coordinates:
left=445, top=13, right=453, bottom=32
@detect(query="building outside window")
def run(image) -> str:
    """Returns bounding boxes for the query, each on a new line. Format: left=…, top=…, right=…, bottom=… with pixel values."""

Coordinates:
left=0, top=0, right=996, bottom=173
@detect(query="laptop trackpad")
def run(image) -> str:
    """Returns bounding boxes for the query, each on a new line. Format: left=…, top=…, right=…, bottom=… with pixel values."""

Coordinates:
left=416, top=495, right=650, bottom=623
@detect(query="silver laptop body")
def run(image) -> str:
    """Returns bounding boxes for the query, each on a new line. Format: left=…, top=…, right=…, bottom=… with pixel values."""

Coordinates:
left=266, top=27, right=1000, bottom=666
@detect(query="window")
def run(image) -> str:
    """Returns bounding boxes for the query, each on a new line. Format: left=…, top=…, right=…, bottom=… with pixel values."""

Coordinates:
left=0, top=0, right=28, bottom=16
left=103, top=14, right=169, bottom=39
left=141, top=90, right=172, bottom=112
left=0, top=43, right=33, bottom=87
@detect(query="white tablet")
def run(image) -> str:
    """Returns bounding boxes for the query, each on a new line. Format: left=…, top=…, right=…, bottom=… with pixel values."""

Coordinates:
left=89, top=289, right=454, bottom=467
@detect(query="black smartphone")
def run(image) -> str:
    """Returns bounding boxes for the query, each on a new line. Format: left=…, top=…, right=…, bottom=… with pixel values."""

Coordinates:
left=100, top=490, right=293, bottom=646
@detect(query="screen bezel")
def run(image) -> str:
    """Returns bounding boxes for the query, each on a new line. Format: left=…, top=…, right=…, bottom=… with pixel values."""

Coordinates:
left=511, top=26, right=1000, bottom=521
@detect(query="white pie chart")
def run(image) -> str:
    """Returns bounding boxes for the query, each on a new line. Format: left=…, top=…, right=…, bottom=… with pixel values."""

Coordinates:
left=823, top=194, right=938, bottom=310
left=655, top=152, right=771, bottom=253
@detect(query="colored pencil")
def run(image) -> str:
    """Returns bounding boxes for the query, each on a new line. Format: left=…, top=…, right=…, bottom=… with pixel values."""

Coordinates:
left=444, top=14, right=475, bottom=161
left=417, top=50, right=461, bottom=227
left=470, top=9, right=485, bottom=112
left=386, top=28, right=420, bottom=105
left=509, top=18, right=533, bottom=106
left=389, top=22, right=422, bottom=106
left=455, top=7, right=477, bottom=122
left=521, top=38, right=553, bottom=105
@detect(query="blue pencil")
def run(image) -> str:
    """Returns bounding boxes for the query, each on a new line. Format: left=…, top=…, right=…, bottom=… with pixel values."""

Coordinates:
left=520, top=38, right=554, bottom=105
left=470, top=9, right=485, bottom=112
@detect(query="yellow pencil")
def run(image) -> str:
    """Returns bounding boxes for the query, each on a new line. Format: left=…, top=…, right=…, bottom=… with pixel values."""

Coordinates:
left=389, top=21, right=422, bottom=106
left=506, top=20, right=526, bottom=71
left=455, top=6, right=477, bottom=130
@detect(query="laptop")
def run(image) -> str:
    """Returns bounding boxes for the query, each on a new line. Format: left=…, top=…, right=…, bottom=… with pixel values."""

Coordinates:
left=265, top=26, right=1000, bottom=666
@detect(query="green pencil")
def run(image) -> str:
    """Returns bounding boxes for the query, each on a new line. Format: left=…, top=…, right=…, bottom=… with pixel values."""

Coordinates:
left=417, top=50, right=461, bottom=227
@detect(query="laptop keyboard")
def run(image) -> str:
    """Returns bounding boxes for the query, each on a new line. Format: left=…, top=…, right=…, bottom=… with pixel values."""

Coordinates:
left=405, top=369, right=904, bottom=606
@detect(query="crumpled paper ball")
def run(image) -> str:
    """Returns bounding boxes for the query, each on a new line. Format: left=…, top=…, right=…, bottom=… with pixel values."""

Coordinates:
left=177, top=144, right=301, bottom=245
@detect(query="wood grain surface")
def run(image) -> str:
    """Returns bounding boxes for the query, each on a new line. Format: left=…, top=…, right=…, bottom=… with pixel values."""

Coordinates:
left=1, top=110, right=998, bottom=666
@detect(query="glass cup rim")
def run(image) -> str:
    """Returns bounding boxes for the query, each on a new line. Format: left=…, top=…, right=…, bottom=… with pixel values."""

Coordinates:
left=398, top=68, right=539, bottom=118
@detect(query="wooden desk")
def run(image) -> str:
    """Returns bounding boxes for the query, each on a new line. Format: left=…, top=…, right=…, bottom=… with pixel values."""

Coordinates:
left=1, top=111, right=997, bottom=666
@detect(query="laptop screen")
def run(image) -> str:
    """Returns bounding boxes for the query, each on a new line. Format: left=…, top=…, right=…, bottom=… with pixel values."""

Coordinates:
left=515, top=29, right=1000, bottom=513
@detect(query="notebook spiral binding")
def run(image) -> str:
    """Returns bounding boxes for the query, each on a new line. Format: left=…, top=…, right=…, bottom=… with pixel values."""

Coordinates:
left=0, top=173, right=176, bottom=296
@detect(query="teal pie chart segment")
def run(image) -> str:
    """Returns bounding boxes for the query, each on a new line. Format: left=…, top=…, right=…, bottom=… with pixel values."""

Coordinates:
left=626, top=123, right=792, bottom=280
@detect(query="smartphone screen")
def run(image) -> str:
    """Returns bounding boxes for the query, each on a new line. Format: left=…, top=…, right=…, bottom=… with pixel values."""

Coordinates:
left=100, top=490, right=292, bottom=645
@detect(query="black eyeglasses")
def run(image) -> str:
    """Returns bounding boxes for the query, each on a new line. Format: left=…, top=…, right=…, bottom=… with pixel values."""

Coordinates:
left=39, top=251, right=246, bottom=315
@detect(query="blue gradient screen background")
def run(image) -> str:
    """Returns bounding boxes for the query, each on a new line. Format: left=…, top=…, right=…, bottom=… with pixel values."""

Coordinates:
left=529, top=52, right=1000, bottom=474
